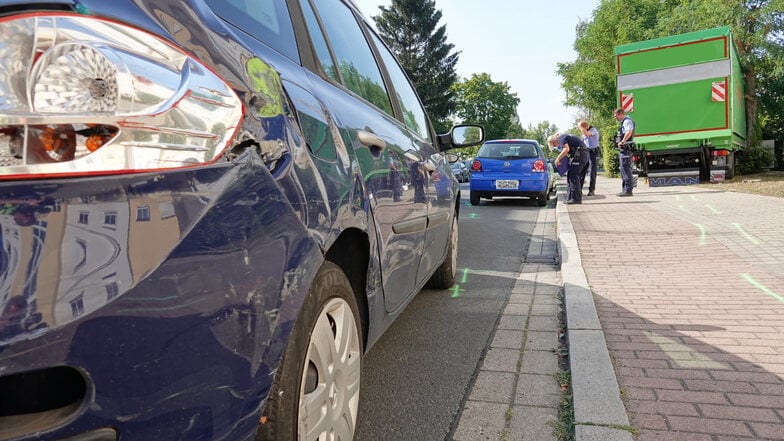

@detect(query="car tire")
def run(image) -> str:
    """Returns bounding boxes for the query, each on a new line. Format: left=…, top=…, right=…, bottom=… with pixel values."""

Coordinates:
left=257, top=261, right=362, bottom=441
left=425, top=214, right=458, bottom=289
left=470, top=192, right=480, bottom=206
left=537, top=192, right=548, bottom=207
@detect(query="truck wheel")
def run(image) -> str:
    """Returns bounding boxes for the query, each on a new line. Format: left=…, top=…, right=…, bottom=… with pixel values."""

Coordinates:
left=426, top=213, right=458, bottom=289
left=257, top=262, right=362, bottom=441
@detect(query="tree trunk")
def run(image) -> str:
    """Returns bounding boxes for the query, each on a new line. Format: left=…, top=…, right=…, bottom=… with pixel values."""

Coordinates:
left=743, top=63, right=759, bottom=147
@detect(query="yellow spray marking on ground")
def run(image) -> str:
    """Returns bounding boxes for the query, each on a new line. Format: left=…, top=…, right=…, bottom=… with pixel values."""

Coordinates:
left=733, top=223, right=761, bottom=245
left=694, top=223, right=707, bottom=246
left=450, top=284, right=462, bottom=298
left=460, top=268, right=469, bottom=284
left=705, top=204, right=721, bottom=215
left=742, top=273, right=784, bottom=303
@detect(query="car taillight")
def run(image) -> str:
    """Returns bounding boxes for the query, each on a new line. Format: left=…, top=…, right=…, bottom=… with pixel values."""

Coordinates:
left=532, top=159, right=545, bottom=172
left=471, top=160, right=482, bottom=172
left=0, top=13, right=243, bottom=180
left=711, top=150, right=730, bottom=157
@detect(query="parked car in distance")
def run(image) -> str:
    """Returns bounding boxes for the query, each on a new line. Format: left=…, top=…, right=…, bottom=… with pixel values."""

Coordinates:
left=469, top=139, right=553, bottom=206
left=0, top=1, right=483, bottom=441
left=450, top=161, right=470, bottom=182
left=547, top=159, right=559, bottom=193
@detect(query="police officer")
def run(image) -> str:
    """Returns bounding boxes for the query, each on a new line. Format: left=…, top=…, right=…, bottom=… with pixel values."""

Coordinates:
left=578, top=120, right=600, bottom=196
left=548, top=132, right=589, bottom=204
left=613, top=108, right=635, bottom=197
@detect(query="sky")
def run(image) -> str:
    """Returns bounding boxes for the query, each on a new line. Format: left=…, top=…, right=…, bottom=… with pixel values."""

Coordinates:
left=352, top=0, right=600, bottom=132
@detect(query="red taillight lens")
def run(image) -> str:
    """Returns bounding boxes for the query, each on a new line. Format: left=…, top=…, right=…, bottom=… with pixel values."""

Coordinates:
left=711, top=150, right=730, bottom=157
left=532, top=159, right=545, bottom=172
left=0, top=13, right=243, bottom=180
left=471, top=160, right=482, bottom=172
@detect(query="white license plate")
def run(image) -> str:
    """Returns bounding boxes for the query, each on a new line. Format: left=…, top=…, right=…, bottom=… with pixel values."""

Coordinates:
left=496, top=180, right=518, bottom=189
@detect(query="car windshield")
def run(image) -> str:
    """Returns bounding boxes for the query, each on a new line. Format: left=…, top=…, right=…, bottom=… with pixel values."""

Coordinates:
left=477, top=142, right=539, bottom=159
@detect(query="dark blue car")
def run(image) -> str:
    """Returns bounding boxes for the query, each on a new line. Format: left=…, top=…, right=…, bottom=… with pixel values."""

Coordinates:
left=0, top=1, right=483, bottom=440
left=468, top=139, right=554, bottom=207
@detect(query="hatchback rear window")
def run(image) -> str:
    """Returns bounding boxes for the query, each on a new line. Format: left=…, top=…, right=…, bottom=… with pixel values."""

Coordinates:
left=478, top=143, right=539, bottom=159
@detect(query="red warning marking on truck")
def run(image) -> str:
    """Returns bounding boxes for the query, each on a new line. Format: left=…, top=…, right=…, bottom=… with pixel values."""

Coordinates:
left=621, top=93, right=634, bottom=112
left=712, top=81, right=726, bottom=102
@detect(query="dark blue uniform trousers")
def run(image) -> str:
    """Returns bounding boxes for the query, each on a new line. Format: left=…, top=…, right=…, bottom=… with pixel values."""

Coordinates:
left=580, top=148, right=599, bottom=192
left=619, top=152, right=634, bottom=194
left=568, top=149, right=589, bottom=202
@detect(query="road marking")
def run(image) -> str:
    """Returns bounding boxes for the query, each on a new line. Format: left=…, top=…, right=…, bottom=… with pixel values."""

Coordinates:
left=451, top=284, right=462, bottom=298
left=742, top=273, right=784, bottom=303
left=460, top=268, right=469, bottom=284
left=694, top=223, right=707, bottom=246
left=705, top=204, right=721, bottom=214
left=733, top=223, right=761, bottom=245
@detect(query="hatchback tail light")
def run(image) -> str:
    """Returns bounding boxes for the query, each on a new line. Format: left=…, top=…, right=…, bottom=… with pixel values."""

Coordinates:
left=532, top=159, right=545, bottom=172
left=0, top=13, right=243, bottom=180
left=470, top=160, right=482, bottom=172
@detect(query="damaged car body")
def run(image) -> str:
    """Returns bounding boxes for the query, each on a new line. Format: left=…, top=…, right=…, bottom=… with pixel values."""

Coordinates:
left=0, top=1, right=483, bottom=440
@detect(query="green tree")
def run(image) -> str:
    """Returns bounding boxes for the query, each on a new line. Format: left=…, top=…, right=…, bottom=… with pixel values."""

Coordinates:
left=521, top=121, right=560, bottom=147
left=653, top=0, right=784, bottom=146
left=558, top=0, right=668, bottom=125
left=452, top=73, right=521, bottom=140
left=373, top=0, right=459, bottom=133
left=558, top=0, right=784, bottom=148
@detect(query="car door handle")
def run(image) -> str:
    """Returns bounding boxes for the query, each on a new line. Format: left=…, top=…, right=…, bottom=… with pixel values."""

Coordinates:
left=358, top=130, right=386, bottom=151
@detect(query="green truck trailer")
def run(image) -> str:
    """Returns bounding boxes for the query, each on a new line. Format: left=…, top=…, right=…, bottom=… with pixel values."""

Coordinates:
left=615, top=26, right=746, bottom=186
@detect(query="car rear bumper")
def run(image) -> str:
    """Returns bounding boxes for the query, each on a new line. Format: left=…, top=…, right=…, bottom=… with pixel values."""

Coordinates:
left=0, top=163, right=320, bottom=441
left=469, top=175, right=548, bottom=196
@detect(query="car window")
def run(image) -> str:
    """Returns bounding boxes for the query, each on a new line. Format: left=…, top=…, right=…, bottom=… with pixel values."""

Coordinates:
left=369, top=32, right=431, bottom=143
left=206, top=0, right=299, bottom=63
left=478, top=142, right=539, bottom=159
left=308, top=0, right=393, bottom=115
left=299, top=0, right=339, bottom=82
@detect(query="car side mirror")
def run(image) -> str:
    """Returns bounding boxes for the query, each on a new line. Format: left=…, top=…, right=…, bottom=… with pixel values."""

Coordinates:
left=437, top=124, right=484, bottom=151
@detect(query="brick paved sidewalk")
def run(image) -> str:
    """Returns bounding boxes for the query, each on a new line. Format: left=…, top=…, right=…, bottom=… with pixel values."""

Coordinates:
left=567, top=175, right=784, bottom=441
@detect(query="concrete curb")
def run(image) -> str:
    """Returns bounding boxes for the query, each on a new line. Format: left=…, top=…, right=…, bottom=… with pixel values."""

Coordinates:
left=555, top=187, right=634, bottom=441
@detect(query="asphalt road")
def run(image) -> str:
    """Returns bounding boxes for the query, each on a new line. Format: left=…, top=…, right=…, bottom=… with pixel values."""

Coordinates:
left=355, top=186, right=545, bottom=441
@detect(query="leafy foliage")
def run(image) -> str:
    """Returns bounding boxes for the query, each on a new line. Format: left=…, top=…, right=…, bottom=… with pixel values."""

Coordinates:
left=451, top=73, right=521, bottom=141
left=737, top=143, right=776, bottom=174
left=558, top=0, right=784, bottom=149
left=373, top=0, right=459, bottom=133
left=521, top=121, right=560, bottom=147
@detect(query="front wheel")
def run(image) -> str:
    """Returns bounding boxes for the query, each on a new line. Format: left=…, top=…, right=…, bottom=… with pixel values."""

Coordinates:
left=426, top=213, right=458, bottom=289
left=257, top=262, right=362, bottom=441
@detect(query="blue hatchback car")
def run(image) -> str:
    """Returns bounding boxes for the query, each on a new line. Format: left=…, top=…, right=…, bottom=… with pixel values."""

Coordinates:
left=469, top=139, right=554, bottom=206
left=0, top=1, right=483, bottom=440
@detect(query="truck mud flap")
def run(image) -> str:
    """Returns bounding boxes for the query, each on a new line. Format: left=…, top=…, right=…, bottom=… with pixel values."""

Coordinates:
left=647, top=169, right=701, bottom=187
left=710, top=169, right=726, bottom=183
